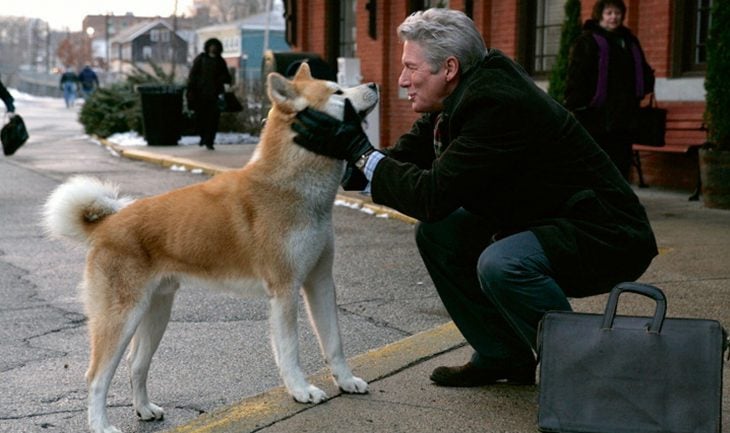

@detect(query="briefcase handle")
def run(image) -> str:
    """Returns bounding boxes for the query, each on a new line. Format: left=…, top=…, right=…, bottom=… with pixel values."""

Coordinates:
left=601, top=282, right=667, bottom=334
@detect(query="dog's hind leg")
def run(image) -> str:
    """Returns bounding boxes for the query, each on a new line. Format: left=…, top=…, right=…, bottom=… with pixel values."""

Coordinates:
left=268, top=284, right=328, bottom=404
left=302, top=242, right=367, bottom=395
left=85, top=280, right=153, bottom=433
left=127, top=278, right=178, bottom=422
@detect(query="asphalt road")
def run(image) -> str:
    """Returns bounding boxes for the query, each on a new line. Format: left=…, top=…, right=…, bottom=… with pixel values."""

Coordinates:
left=0, top=96, right=447, bottom=433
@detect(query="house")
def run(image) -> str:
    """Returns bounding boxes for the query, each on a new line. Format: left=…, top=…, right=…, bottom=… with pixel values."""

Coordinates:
left=195, top=0, right=290, bottom=86
left=108, top=19, right=189, bottom=77
left=283, top=0, right=710, bottom=192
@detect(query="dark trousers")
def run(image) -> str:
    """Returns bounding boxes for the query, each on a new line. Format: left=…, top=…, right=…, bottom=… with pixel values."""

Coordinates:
left=196, top=100, right=221, bottom=146
left=415, top=209, right=572, bottom=368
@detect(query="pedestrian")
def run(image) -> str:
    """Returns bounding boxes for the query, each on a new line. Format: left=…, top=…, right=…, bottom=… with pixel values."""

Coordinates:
left=59, top=68, right=79, bottom=108
left=77, top=65, right=99, bottom=99
left=564, top=0, right=655, bottom=180
left=186, top=38, right=232, bottom=150
left=292, top=8, right=657, bottom=387
left=0, top=78, right=15, bottom=113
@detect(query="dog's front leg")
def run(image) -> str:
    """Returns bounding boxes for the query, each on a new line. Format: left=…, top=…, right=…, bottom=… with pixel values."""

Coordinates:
left=269, top=287, right=328, bottom=403
left=302, top=249, right=368, bottom=395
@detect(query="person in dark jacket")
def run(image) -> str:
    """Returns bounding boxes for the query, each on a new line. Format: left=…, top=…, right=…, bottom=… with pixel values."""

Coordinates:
left=565, top=0, right=655, bottom=179
left=186, top=38, right=232, bottom=150
left=0, top=78, right=15, bottom=113
left=59, top=68, right=79, bottom=108
left=77, top=65, right=99, bottom=98
left=292, top=8, right=657, bottom=387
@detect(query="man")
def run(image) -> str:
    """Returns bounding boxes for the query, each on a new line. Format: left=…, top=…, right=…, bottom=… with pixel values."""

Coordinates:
left=186, top=38, right=232, bottom=150
left=293, top=8, right=657, bottom=387
left=78, top=65, right=99, bottom=99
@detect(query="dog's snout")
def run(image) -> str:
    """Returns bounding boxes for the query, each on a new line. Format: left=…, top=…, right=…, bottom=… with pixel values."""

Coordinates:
left=367, top=83, right=378, bottom=93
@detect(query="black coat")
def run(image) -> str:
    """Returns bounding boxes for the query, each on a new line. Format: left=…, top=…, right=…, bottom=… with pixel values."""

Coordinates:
left=186, top=53, right=231, bottom=110
left=565, top=20, right=654, bottom=137
left=371, top=49, right=657, bottom=297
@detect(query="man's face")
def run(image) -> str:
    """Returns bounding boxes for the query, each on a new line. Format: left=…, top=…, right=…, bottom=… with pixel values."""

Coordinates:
left=398, top=41, right=450, bottom=113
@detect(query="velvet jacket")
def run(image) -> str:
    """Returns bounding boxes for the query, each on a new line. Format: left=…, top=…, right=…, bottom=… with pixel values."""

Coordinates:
left=371, top=49, right=657, bottom=297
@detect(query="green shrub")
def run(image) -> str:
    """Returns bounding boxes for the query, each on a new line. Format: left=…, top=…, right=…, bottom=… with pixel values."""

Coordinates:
left=78, top=83, right=142, bottom=138
left=548, top=0, right=582, bottom=103
left=705, top=0, right=730, bottom=150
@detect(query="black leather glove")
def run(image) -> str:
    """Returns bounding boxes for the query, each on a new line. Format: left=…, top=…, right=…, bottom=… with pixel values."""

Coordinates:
left=292, top=99, right=374, bottom=164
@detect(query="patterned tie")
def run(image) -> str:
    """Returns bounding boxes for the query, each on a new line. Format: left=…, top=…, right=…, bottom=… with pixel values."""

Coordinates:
left=433, top=112, right=444, bottom=157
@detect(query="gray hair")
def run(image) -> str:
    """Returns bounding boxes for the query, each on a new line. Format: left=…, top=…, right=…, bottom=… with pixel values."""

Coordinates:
left=397, top=8, right=486, bottom=74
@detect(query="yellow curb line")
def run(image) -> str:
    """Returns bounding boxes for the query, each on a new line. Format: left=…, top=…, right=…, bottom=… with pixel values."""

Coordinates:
left=97, top=137, right=418, bottom=225
left=163, top=322, right=464, bottom=433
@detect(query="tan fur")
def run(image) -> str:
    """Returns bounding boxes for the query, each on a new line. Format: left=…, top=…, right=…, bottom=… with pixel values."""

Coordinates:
left=44, top=63, right=377, bottom=433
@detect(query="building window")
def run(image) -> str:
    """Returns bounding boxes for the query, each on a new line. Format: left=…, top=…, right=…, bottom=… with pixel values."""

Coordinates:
left=340, top=0, right=357, bottom=57
left=673, top=0, right=712, bottom=75
left=531, top=0, right=564, bottom=76
left=150, top=29, right=159, bottom=42
left=408, top=0, right=449, bottom=13
left=161, top=30, right=170, bottom=43
left=142, top=45, right=151, bottom=59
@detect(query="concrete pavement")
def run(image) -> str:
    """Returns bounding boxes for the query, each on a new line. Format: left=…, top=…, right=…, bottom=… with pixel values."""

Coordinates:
left=101, top=140, right=730, bottom=433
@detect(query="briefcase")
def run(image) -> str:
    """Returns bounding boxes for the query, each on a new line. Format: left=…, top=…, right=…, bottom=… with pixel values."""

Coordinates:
left=1, top=113, right=29, bottom=156
left=537, top=282, right=727, bottom=433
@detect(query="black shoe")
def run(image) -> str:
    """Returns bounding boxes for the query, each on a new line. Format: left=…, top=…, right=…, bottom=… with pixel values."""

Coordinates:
left=430, top=362, right=535, bottom=387
left=205, top=144, right=215, bottom=150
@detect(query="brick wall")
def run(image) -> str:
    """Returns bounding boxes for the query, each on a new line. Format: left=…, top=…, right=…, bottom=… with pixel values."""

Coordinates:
left=289, top=1, right=701, bottom=192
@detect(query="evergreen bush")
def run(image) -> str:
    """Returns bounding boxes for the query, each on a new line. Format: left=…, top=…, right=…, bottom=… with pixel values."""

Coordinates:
left=548, top=0, right=582, bottom=103
left=704, top=0, right=730, bottom=150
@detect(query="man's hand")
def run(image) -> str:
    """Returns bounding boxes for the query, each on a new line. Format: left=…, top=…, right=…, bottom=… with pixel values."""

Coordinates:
left=292, top=99, right=374, bottom=164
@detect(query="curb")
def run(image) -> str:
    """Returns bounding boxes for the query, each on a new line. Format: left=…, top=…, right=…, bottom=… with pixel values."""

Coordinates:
left=98, top=138, right=418, bottom=225
left=164, top=322, right=465, bottom=433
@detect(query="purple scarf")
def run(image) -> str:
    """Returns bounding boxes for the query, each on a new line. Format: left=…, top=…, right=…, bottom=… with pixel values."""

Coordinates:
left=589, top=32, right=645, bottom=108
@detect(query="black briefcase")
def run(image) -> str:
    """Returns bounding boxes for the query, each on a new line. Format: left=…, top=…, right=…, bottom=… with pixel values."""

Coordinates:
left=1, top=114, right=29, bottom=156
left=537, top=282, right=727, bottom=433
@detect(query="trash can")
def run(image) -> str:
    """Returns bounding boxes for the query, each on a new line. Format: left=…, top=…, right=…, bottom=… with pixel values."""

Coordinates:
left=137, top=84, right=185, bottom=146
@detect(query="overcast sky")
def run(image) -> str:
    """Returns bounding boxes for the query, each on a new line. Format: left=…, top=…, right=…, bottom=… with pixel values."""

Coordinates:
left=1, top=0, right=196, bottom=31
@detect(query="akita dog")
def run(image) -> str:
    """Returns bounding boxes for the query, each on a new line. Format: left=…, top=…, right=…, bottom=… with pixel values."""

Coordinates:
left=43, top=62, right=378, bottom=433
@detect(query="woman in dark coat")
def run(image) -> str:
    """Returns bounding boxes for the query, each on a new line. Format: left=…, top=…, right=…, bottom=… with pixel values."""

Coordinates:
left=565, top=0, right=655, bottom=179
left=292, top=8, right=657, bottom=387
left=186, top=38, right=232, bottom=150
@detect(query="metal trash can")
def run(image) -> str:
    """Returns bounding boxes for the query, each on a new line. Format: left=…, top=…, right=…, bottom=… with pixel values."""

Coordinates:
left=137, top=84, right=185, bottom=146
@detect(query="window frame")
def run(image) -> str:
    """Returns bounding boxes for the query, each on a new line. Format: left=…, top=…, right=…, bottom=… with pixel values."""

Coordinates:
left=520, top=0, right=564, bottom=78
left=672, top=0, right=712, bottom=77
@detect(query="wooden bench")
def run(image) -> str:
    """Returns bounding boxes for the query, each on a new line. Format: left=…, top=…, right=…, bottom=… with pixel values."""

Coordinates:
left=632, top=103, right=707, bottom=201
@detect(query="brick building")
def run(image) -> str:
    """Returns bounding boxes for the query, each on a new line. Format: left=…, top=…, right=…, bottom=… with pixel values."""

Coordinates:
left=283, top=0, right=711, bottom=192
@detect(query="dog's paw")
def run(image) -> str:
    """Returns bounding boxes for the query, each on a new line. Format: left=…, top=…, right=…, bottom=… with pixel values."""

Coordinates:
left=338, top=376, right=368, bottom=394
left=291, top=384, right=328, bottom=404
left=135, top=402, right=165, bottom=421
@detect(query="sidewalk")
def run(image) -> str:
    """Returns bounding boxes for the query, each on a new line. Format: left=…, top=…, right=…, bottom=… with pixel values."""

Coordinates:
left=104, top=140, right=729, bottom=433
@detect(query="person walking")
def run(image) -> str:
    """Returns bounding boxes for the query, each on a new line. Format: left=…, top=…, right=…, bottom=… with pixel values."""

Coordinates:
left=0, top=78, right=15, bottom=113
left=77, top=65, right=99, bottom=99
left=564, top=0, right=655, bottom=180
left=59, top=68, right=79, bottom=108
left=186, top=38, right=232, bottom=150
left=292, top=8, right=657, bottom=387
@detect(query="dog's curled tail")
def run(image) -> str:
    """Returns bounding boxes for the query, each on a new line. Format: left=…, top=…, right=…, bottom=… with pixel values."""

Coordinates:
left=43, top=176, right=134, bottom=244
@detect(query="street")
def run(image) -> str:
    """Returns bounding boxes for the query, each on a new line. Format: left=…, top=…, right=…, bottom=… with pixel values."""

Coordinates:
left=0, top=96, right=446, bottom=433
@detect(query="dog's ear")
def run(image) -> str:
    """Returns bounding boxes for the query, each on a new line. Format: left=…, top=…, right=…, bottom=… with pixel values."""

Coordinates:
left=293, top=62, right=312, bottom=81
left=266, top=72, right=299, bottom=111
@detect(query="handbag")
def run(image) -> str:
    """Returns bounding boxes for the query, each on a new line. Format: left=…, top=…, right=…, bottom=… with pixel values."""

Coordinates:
left=218, top=92, right=243, bottom=113
left=1, top=114, right=29, bottom=156
left=634, top=93, right=666, bottom=147
left=537, top=282, right=727, bottom=433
